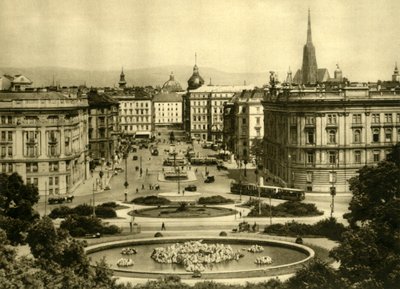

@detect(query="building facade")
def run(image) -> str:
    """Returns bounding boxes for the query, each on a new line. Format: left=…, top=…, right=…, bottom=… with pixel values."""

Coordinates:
left=87, top=90, right=120, bottom=162
left=223, top=90, right=264, bottom=161
left=187, top=85, right=254, bottom=141
left=111, top=90, right=153, bottom=139
left=262, top=86, right=400, bottom=193
left=153, top=92, right=183, bottom=126
left=0, top=91, right=89, bottom=195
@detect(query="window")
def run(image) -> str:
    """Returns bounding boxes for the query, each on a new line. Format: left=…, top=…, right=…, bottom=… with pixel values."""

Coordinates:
left=242, top=118, right=246, bottom=125
left=329, top=151, right=337, bottom=164
left=352, top=114, right=362, bottom=124
left=307, top=130, right=315, bottom=144
left=307, top=152, right=314, bottom=164
left=373, top=150, right=380, bottom=162
left=397, top=113, right=400, bottom=123
left=384, top=113, right=393, bottom=123
left=328, top=130, right=336, bottom=144
left=290, top=115, right=297, bottom=125
left=26, top=163, right=38, bottom=173
left=256, top=117, right=260, bottom=125
left=305, top=116, right=315, bottom=125
left=354, top=151, right=361, bottom=164
left=49, top=162, right=59, bottom=172
left=398, top=128, right=400, bottom=142
left=327, top=114, right=337, bottom=124
left=372, top=129, right=380, bottom=142
left=385, top=129, right=392, bottom=142
left=353, top=129, right=361, bottom=143
left=372, top=113, right=380, bottom=123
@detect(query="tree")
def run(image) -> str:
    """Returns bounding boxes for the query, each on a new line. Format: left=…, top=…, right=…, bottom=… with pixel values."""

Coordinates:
left=250, top=138, right=264, bottom=167
left=0, top=173, right=40, bottom=244
left=169, top=131, right=175, bottom=143
left=330, top=144, right=400, bottom=289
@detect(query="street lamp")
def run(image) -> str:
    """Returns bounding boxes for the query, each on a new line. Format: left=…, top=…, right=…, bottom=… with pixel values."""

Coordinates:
left=124, top=152, right=129, bottom=202
left=255, top=168, right=261, bottom=215
left=99, top=170, right=104, bottom=190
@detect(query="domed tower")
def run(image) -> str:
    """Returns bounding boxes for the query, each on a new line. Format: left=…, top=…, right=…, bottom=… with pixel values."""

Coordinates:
left=187, top=53, right=204, bottom=90
left=162, top=72, right=183, bottom=92
left=119, top=67, right=127, bottom=89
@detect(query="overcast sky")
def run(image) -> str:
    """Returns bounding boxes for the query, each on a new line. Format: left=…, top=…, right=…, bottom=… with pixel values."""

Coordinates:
left=1, top=0, right=400, bottom=82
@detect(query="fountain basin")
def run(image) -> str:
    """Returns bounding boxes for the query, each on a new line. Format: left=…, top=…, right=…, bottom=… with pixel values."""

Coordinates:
left=86, top=236, right=314, bottom=279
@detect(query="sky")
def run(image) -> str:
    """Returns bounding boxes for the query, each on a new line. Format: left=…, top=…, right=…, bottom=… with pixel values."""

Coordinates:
left=1, top=0, right=400, bottom=82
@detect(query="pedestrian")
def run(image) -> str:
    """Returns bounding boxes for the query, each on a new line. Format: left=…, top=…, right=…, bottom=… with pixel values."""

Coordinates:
left=142, top=184, right=145, bottom=190
left=136, top=188, right=139, bottom=194
left=161, top=222, right=166, bottom=231
left=149, top=184, right=152, bottom=190
left=239, top=211, right=242, bottom=218
left=146, top=168, right=148, bottom=175
left=182, top=189, right=185, bottom=196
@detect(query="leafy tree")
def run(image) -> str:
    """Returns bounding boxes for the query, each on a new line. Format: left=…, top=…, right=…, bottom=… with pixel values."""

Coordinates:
left=330, top=144, right=400, bottom=289
left=0, top=173, right=40, bottom=244
left=250, top=138, right=264, bottom=166
left=169, top=131, right=175, bottom=143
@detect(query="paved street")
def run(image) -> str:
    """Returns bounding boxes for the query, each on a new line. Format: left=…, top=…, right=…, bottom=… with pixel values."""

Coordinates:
left=36, top=139, right=352, bottom=233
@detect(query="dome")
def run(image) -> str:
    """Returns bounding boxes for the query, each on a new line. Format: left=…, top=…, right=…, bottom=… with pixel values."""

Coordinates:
left=162, top=72, right=182, bottom=93
left=187, top=64, right=205, bottom=90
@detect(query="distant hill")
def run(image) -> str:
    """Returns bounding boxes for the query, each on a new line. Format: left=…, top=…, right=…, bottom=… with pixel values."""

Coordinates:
left=0, top=66, right=268, bottom=88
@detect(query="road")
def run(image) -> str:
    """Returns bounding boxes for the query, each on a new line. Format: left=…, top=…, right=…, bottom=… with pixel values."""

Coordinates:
left=36, top=139, right=352, bottom=231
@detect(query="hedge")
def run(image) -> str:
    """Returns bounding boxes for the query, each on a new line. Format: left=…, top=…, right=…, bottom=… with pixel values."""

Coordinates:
left=131, top=195, right=171, bottom=206
left=247, top=201, right=323, bottom=217
left=198, top=195, right=234, bottom=205
left=60, top=215, right=121, bottom=237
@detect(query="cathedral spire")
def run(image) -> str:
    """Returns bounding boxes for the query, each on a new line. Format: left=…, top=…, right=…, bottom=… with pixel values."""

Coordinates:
left=307, top=8, right=312, bottom=44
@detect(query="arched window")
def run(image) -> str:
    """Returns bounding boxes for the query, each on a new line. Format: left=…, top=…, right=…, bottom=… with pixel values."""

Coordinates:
left=372, top=129, right=380, bottom=143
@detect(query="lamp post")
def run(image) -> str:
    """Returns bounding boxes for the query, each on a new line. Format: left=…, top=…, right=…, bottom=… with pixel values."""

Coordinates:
left=99, top=170, right=104, bottom=190
left=92, top=183, right=96, bottom=217
left=255, top=168, right=261, bottom=215
left=124, top=152, right=129, bottom=202
left=330, top=158, right=337, bottom=218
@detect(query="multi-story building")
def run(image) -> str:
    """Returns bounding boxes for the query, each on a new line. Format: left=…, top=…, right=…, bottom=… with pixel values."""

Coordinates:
left=0, top=91, right=89, bottom=195
left=0, top=74, right=33, bottom=91
left=153, top=92, right=183, bottom=127
left=262, top=85, right=400, bottom=193
left=187, top=85, right=254, bottom=141
left=87, top=90, right=120, bottom=162
left=223, top=89, right=264, bottom=161
left=110, top=89, right=153, bottom=139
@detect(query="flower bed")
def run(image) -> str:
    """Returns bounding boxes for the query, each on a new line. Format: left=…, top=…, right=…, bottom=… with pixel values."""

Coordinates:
left=254, top=256, right=273, bottom=265
left=247, top=244, right=264, bottom=253
left=116, top=258, right=134, bottom=267
left=120, top=247, right=137, bottom=255
left=151, top=240, right=244, bottom=272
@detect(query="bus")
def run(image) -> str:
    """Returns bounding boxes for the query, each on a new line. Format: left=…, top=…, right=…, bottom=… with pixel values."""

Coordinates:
left=230, top=181, right=305, bottom=201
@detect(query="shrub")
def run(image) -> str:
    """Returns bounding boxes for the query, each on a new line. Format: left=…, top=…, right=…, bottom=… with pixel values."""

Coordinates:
left=48, top=206, right=74, bottom=219
left=264, top=218, right=346, bottom=241
left=60, top=215, right=121, bottom=237
left=219, top=231, right=227, bottom=236
left=248, top=201, right=323, bottom=217
left=97, top=202, right=118, bottom=208
left=198, top=195, right=234, bottom=205
left=132, top=195, right=171, bottom=206
left=154, top=232, right=163, bottom=237
left=94, top=206, right=117, bottom=218
left=72, top=204, right=93, bottom=216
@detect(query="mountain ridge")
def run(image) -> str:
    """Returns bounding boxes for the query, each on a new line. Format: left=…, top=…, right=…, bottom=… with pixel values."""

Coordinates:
left=0, top=66, right=268, bottom=88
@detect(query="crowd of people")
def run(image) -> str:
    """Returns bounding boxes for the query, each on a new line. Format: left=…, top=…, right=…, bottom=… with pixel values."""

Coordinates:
left=151, top=240, right=244, bottom=272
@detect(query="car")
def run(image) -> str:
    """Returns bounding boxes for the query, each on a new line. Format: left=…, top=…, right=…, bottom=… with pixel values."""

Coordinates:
left=185, top=185, right=197, bottom=191
left=204, top=175, right=215, bottom=183
left=104, top=185, right=111, bottom=190
left=115, top=167, right=124, bottom=172
left=132, top=155, right=138, bottom=160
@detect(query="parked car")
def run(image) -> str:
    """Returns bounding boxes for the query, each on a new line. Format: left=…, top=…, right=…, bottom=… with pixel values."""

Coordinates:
left=115, top=167, right=124, bottom=172
left=204, top=175, right=215, bottom=183
left=132, top=155, right=138, bottom=160
left=104, top=185, right=111, bottom=190
left=185, top=185, right=197, bottom=191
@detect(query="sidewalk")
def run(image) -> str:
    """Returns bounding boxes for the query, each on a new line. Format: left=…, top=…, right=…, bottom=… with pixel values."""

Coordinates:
left=73, top=167, right=114, bottom=197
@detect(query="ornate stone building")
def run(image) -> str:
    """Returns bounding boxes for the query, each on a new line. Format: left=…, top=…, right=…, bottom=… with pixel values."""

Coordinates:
left=87, top=90, right=120, bottom=162
left=0, top=91, right=89, bottom=195
left=262, top=86, right=400, bottom=193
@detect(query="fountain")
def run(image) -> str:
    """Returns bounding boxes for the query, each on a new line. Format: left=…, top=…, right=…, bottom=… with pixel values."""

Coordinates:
left=86, top=236, right=315, bottom=279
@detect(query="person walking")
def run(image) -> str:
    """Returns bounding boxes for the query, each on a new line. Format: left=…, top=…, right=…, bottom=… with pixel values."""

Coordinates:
left=161, top=222, right=166, bottom=231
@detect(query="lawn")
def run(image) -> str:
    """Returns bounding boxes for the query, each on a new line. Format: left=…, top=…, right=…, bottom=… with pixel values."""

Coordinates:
left=130, top=205, right=236, bottom=218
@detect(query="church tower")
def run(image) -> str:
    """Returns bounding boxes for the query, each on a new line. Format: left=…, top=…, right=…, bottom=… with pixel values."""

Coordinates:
left=301, top=9, right=318, bottom=84
left=119, top=68, right=127, bottom=89
left=187, top=53, right=205, bottom=90
left=392, top=62, right=400, bottom=82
